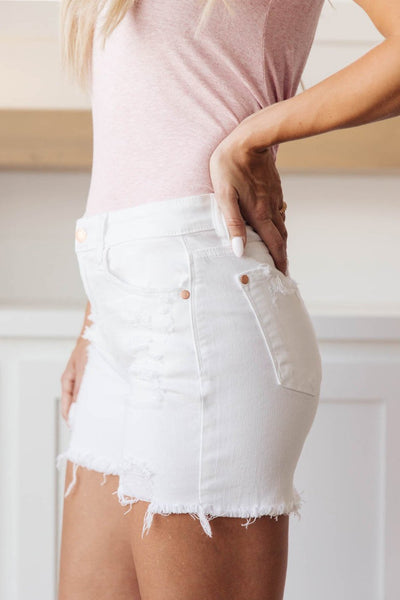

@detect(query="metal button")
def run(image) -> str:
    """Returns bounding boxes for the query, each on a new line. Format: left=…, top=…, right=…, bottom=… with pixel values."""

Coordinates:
left=75, top=228, right=87, bottom=243
left=180, top=289, right=190, bottom=299
left=240, top=274, right=249, bottom=284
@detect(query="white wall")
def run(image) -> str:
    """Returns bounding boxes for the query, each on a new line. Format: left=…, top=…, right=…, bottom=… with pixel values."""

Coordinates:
left=0, top=0, right=385, bottom=108
left=0, top=0, right=90, bottom=108
left=282, top=173, right=400, bottom=316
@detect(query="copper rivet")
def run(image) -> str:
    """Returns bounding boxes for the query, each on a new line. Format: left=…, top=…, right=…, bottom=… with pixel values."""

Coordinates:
left=75, top=228, right=87, bottom=243
left=240, top=274, right=249, bottom=284
left=181, top=289, right=190, bottom=299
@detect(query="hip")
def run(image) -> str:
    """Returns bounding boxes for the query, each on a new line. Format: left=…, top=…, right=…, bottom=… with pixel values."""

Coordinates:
left=74, top=192, right=323, bottom=399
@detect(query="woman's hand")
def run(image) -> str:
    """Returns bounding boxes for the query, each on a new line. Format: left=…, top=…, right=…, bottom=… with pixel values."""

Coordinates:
left=60, top=336, right=89, bottom=427
left=209, top=132, right=288, bottom=275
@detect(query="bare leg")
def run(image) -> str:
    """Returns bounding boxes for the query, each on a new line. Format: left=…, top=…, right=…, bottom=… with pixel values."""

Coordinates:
left=58, top=460, right=141, bottom=600
left=128, top=500, right=289, bottom=600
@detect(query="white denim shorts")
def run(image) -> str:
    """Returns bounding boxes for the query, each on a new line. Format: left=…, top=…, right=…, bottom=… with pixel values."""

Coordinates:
left=56, top=192, right=322, bottom=538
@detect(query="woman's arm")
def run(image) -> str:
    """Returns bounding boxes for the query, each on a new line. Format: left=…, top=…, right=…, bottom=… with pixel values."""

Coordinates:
left=235, top=0, right=400, bottom=152
left=209, top=0, right=400, bottom=274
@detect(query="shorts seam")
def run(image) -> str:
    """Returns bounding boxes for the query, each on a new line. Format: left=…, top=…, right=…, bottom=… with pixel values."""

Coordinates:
left=180, top=234, right=206, bottom=513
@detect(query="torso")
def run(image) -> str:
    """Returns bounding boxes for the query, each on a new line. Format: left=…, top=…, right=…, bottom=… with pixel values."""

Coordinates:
left=84, top=0, right=324, bottom=216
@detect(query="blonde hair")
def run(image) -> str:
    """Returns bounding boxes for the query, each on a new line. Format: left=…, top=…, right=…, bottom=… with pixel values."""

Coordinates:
left=59, top=0, right=234, bottom=93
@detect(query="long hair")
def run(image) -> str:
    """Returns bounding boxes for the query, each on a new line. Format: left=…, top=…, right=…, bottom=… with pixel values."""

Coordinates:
left=59, top=0, right=234, bottom=93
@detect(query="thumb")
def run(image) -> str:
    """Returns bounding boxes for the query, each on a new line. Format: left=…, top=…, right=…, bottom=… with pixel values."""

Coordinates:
left=217, top=189, right=247, bottom=257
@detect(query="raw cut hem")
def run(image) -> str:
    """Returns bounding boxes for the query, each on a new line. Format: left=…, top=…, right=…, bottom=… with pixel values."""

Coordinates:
left=56, top=449, right=121, bottom=497
left=56, top=451, right=305, bottom=539
left=116, top=488, right=305, bottom=539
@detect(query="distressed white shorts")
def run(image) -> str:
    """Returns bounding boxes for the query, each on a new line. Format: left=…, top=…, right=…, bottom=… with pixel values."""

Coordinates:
left=56, top=192, right=322, bottom=538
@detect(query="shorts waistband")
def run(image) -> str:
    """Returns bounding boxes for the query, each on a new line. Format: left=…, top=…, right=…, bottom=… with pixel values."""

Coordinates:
left=74, top=193, right=231, bottom=254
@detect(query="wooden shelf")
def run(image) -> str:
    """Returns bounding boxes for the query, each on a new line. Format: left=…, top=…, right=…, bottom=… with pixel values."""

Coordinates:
left=0, top=110, right=92, bottom=170
left=0, top=109, right=399, bottom=171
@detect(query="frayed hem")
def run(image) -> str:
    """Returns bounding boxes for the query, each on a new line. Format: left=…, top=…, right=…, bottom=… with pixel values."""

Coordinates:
left=56, top=451, right=305, bottom=538
left=56, top=450, right=120, bottom=497
left=115, top=491, right=305, bottom=539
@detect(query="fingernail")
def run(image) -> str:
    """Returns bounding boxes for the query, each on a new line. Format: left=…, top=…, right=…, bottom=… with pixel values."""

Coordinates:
left=231, top=236, right=244, bottom=257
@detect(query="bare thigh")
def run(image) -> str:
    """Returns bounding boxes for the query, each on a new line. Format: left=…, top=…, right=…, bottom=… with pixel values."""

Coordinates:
left=128, top=501, right=289, bottom=600
left=58, top=460, right=141, bottom=600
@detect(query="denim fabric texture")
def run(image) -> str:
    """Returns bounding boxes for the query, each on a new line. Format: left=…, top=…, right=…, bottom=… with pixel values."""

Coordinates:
left=57, top=193, right=322, bottom=538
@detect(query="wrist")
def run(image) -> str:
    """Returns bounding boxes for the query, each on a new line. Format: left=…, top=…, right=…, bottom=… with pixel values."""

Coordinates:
left=232, top=103, right=284, bottom=153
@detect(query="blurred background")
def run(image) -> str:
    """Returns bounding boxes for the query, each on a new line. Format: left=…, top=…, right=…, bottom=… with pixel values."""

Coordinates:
left=0, top=1, right=399, bottom=599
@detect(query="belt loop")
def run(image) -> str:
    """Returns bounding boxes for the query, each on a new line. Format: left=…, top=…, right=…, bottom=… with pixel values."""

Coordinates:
left=210, top=194, right=230, bottom=241
left=96, top=213, right=107, bottom=265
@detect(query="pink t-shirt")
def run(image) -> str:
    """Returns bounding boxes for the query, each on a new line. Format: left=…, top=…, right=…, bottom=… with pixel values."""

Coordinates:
left=84, top=0, right=324, bottom=216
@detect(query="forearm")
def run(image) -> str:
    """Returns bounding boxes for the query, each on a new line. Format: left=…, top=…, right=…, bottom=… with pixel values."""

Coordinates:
left=239, top=35, right=400, bottom=151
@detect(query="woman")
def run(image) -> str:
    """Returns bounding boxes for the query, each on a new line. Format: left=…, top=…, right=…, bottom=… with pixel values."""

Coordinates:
left=56, top=0, right=400, bottom=598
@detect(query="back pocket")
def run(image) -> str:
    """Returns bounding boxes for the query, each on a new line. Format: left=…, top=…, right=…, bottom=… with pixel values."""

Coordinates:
left=236, top=264, right=322, bottom=397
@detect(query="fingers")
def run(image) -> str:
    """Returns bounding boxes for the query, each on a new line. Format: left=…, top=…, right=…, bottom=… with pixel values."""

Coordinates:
left=216, top=188, right=247, bottom=257
left=72, top=362, right=85, bottom=403
left=214, top=188, right=288, bottom=272
left=60, top=368, right=75, bottom=425
left=60, top=338, right=90, bottom=427
left=273, top=211, right=288, bottom=246
left=256, top=218, right=288, bottom=275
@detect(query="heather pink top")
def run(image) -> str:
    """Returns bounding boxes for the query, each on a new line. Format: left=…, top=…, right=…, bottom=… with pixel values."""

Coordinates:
left=84, top=0, right=324, bottom=216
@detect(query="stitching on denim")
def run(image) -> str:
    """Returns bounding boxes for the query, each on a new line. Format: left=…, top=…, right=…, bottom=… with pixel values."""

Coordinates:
left=237, top=265, right=318, bottom=397
left=101, top=245, right=184, bottom=295
left=180, top=233, right=207, bottom=522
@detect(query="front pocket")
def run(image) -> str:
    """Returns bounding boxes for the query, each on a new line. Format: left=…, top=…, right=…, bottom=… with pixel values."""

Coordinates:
left=101, top=235, right=190, bottom=295
left=236, top=264, right=322, bottom=397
